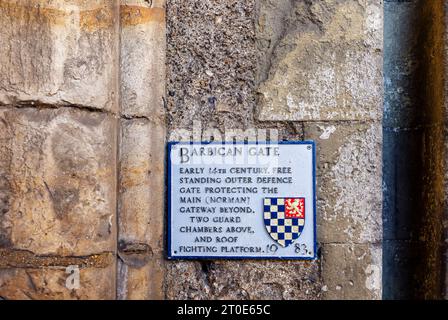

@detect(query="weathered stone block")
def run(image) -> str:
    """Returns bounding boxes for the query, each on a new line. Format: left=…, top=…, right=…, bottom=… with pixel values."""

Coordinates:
left=321, top=243, right=381, bottom=299
left=118, top=0, right=166, bottom=300
left=119, top=119, right=154, bottom=244
left=0, top=1, right=119, bottom=111
left=0, top=108, right=116, bottom=256
left=257, top=0, right=383, bottom=121
left=304, top=122, right=382, bottom=244
left=0, top=265, right=115, bottom=300
left=165, top=260, right=322, bottom=300
left=117, top=258, right=165, bottom=300
left=120, top=0, right=165, bottom=118
left=118, top=118, right=165, bottom=300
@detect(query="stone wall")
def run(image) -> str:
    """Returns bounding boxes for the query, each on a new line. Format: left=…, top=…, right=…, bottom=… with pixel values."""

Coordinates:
left=0, top=0, right=447, bottom=300
left=165, top=0, right=383, bottom=300
left=0, top=0, right=167, bottom=300
left=0, top=0, right=120, bottom=299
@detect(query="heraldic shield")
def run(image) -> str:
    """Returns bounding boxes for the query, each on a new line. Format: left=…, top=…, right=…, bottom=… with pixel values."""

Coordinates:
left=263, top=197, right=305, bottom=247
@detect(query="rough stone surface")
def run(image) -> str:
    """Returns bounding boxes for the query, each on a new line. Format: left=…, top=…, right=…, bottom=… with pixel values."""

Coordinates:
left=321, top=243, right=381, bottom=299
left=0, top=1, right=119, bottom=112
left=166, top=0, right=384, bottom=300
left=0, top=108, right=117, bottom=256
left=303, top=121, right=382, bottom=299
left=304, top=122, right=382, bottom=244
left=0, top=0, right=120, bottom=300
left=257, top=0, right=383, bottom=121
left=167, top=0, right=256, bottom=131
left=165, top=260, right=322, bottom=300
left=0, top=265, right=115, bottom=300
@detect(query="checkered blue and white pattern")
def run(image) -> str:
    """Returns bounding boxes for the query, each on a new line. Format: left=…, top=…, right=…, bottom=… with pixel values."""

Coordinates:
left=263, top=198, right=305, bottom=247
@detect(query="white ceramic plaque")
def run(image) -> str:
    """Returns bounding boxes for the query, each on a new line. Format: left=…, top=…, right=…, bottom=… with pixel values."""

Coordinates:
left=167, top=142, right=316, bottom=259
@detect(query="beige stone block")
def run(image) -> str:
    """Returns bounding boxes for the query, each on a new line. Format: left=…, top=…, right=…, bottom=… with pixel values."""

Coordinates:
left=304, top=122, right=382, bottom=244
left=0, top=1, right=119, bottom=111
left=119, top=119, right=154, bottom=243
left=118, top=0, right=166, bottom=300
left=321, top=243, right=382, bottom=299
left=0, top=265, right=115, bottom=300
left=117, top=258, right=164, bottom=300
left=118, top=118, right=165, bottom=299
left=0, top=108, right=116, bottom=256
left=120, top=0, right=166, bottom=118
left=257, top=0, right=383, bottom=121
left=117, top=261, right=150, bottom=300
left=118, top=118, right=165, bottom=243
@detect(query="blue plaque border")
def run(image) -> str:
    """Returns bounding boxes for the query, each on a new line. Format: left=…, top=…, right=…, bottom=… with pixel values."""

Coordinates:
left=166, top=141, right=317, bottom=260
